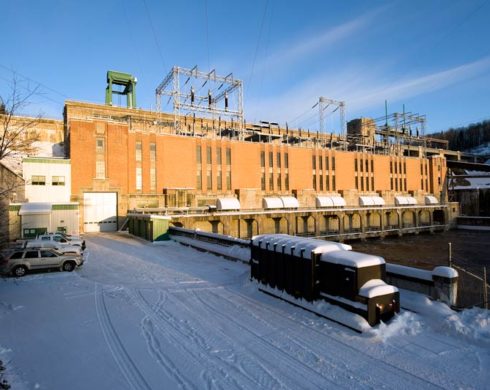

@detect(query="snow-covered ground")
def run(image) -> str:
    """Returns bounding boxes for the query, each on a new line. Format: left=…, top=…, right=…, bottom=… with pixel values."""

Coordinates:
left=0, top=233, right=489, bottom=389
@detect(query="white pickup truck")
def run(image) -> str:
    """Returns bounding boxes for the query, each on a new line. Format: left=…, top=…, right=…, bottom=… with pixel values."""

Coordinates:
left=24, top=240, right=83, bottom=255
left=37, top=233, right=86, bottom=250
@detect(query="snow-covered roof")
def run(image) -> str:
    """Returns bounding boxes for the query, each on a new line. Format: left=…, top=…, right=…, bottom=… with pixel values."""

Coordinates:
left=320, top=250, right=385, bottom=268
left=19, top=202, right=52, bottom=215
left=252, top=234, right=351, bottom=258
left=262, top=197, right=283, bottom=209
left=359, top=196, right=385, bottom=207
left=280, top=196, right=299, bottom=208
left=386, top=263, right=433, bottom=281
left=432, top=266, right=458, bottom=279
left=451, top=177, right=490, bottom=190
left=216, top=197, right=241, bottom=211
left=424, top=195, right=439, bottom=205
left=395, top=196, right=417, bottom=206
left=358, top=279, right=398, bottom=298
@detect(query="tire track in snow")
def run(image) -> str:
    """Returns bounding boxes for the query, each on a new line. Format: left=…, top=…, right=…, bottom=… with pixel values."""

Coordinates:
left=127, top=288, right=254, bottom=390
left=214, top=289, right=445, bottom=389
left=160, top=290, right=289, bottom=390
left=94, top=283, right=152, bottom=390
left=191, top=290, right=345, bottom=390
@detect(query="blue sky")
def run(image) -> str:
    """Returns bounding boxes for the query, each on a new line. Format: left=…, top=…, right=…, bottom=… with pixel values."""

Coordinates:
left=1, top=0, right=489, bottom=134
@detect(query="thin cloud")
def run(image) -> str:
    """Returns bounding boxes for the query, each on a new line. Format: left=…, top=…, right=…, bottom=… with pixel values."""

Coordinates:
left=245, top=56, right=490, bottom=126
left=254, top=5, right=387, bottom=74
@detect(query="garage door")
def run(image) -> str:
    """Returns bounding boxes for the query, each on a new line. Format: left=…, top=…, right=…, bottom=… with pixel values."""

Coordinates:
left=83, top=192, right=118, bottom=232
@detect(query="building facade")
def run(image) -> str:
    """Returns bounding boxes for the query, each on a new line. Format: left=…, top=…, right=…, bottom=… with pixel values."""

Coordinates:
left=65, top=101, right=448, bottom=233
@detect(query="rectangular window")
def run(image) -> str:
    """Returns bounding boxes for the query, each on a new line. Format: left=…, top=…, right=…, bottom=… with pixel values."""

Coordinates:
left=150, top=143, right=156, bottom=191
left=360, top=159, right=363, bottom=172
left=354, top=159, right=358, bottom=172
left=313, top=175, right=317, bottom=190
left=390, top=162, right=393, bottom=174
left=96, top=138, right=104, bottom=152
left=361, top=177, right=364, bottom=191
left=96, top=161, right=105, bottom=179
left=136, top=141, right=142, bottom=162
left=312, top=155, right=316, bottom=170
left=261, top=173, right=266, bottom=190
left=332, top=157, right=336, bottom=170
left=269, top=174, right=274, bottom=191
left=216, top=148, right=222, bottom=164
left=420, top=164, right=423, bottom=175
left=206, top=146, right=212, bottom=164
left=196, top=145, right=202, bottom=164
left=319, top=156, right=323, bottom=170
left=421, top=178, right=424, bottom=189
left=207, top=169, right=212, bottom=190
left=371, top=160, right=374, bottom=172
left=332, top=175, right=336, bottom=190
left=326, top=175, right=330, bottom=191
left=226, top=148, right=231, bottom=165
left=319, top=176, right=323, bottom=191
left=285, top=153, right=289, bottom=168
left=394, top=162, right=398, bottom=174
left=404, top=178, right=407, bottom=190
left=260, top=151, right=265, bottom=167
left=391, top=177, right=393, bottom=190
left=366, top=176, right=370, bottom=191
left=197, top=171, right=202, bottom=190
left=371, top=177, right=374, bottom=190
left=31, top=175, right=46, bottom=185
left=136, top=167, right=142, bottom=191
left=285, top=174, right=289, bottom=190
left=277, top=152, right=281, bottom=168
left=217, top=169, right=222, bottom=191
left=365, top=160, right=369, bottom=172
left=52, top=176, right=65, bottom=186
left=277, top=174, right=282, bottom=191
left=395, top=179, right=398, bottom=191
left=269, top=151, right=273, bottom=167
left=404, top=162, right=407, bottom=174
left=325, top=157, right=329, bottom=171
left=226, top=171, right=231, bottom=190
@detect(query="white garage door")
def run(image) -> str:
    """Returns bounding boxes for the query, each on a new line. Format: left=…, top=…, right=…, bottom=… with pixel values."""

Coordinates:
left=83, top=192, right=118, bottom=232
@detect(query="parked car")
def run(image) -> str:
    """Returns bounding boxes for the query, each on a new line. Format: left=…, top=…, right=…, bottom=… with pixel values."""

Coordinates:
left=37, top=233, right=86, bottom=250
left=0, top=248, right=84, bottom=277
left=24, top=240, right=83, bottom=255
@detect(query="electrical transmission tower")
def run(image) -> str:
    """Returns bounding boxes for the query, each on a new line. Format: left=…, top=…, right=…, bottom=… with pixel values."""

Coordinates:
left=312, top=97, right=346, bottom=137
left=155, top=66, right=244, bottom=135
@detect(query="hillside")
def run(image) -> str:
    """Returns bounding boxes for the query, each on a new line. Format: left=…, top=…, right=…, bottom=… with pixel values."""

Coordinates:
left=431, top=120, right=490, bottom=154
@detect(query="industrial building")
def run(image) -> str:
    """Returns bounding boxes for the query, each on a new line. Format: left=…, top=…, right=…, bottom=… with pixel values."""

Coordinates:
left=4, top=67, right=468, bottom=240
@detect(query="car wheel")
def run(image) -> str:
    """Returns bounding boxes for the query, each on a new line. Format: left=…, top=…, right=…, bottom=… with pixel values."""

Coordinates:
left=12, top=265, right=27, bottom=277
left=62, top=261, right=75, bottom=272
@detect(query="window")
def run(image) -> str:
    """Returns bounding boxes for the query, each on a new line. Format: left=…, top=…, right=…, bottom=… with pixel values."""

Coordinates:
left=196, top=145, right=202, bottom=164
left=319, top=156, right=323, bottom=170
left=285, top=174, right=289, bottom=190
left=313, top=175, right=317, bottom=190
left=269, top=174, right=274, bottom=191
left=319, top=176, right=323, bottom=191
left=197, top=171, right=202, bottom=190
left=332, top=157, right=336, bottom=170
left=371, top=177, right=374, bottom=190
left=136, top=167, right=142, bottom=191
left=41, top=251, right=57, bottom=258
left=10, top=252, right=23, bottom=259
left=354, top=159, right=358, bottom=172
left=96, top=138, right=104, bottom=152
left=277, top=153, right=281, bottom=168
left=312, top=155, right=316, bottom=170
left=404, top=162, right=407, bottom=174
left=285, top=153, right=289, bottom=168
left=404, top=178, right=407, bottom=190
left=216, top=148, right=222, bottom=164
left=277, top=174, right=282, bottom=190
left=260, top=151, right=265, bottom=167
left=332, top=175, right=336, bottom=190
left=365, top=160, right=369, bottom=172
left=206, top=146, right=212, bottom=164
left=261, top=173, right=266, bottom=190
left=136, top=141, right=142, bottom=162
left=217, top=169, right=222, bottom=190
left=391, top=162, right=393, bottom=174
left=25, top=251, right=39, bottom=259
left=150, top=143, right=156, bottom=191
left=326, top=175, right=330, bottom=191
left=360, top=159, right=363, bottom=172
left=31, top=175, right=46, bottom=185
left=325, top=157, right=329, bottom=171
left=226, top=148, right=231, bottom=165
left=269, top=151, right=273, bottom=167
left=52, top=176, right=65, bottom=186
left=207, top=169, right=212, bottom=190
left=226, top=171, right=231, bottom=190
left=96, top=161, right=105, bottom=179
left=394, top=162, right=398, bottom=174
left=361, top=177, right=364, bottom=191
left=371, top=160, right=374, bottom=172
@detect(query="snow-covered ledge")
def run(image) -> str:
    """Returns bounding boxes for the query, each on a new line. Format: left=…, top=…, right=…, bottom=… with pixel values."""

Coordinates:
left=386, top=264, right=458, bottom=307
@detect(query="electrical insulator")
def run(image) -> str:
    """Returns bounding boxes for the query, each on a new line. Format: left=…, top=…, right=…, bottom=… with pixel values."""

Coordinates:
left=224, top=92, right=229, bottom=110
left=191, top=87, right=195, bottom=104
left=208, top=90, right=212, bottom=107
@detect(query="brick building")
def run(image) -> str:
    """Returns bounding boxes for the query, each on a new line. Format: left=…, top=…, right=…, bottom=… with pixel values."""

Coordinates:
left=64, top=101, right=448, bottom=233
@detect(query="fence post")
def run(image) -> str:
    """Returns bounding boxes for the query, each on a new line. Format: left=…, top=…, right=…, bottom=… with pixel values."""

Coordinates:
left=448, top=242, right=452, bottom=268
left=484, top=266, right=488, bottom=310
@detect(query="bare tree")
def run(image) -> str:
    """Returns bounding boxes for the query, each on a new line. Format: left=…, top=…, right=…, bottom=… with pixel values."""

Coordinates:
left=0, top=77, right=41, bottom=163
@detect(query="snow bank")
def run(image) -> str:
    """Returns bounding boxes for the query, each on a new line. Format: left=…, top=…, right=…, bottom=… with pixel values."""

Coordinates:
left=368, top=311, right=423, bottom=342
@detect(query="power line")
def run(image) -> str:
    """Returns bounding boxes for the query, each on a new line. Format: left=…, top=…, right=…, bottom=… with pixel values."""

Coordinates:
left=248, top=0, right=270, bottom=89
left=141, top=0, right=166, bottom=70
left=204, top=0, right=210, bottom=70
